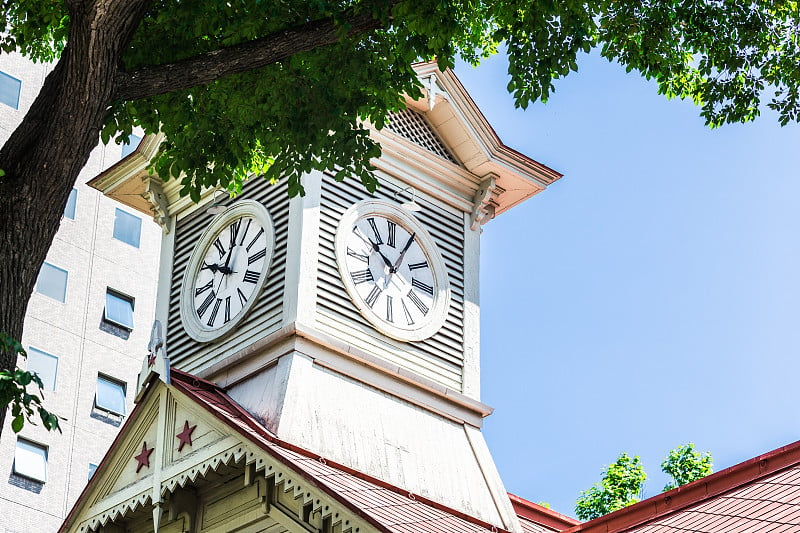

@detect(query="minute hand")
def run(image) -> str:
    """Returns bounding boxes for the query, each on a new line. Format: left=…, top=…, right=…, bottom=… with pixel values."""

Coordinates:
left=392, top=233, right=416, bottom=273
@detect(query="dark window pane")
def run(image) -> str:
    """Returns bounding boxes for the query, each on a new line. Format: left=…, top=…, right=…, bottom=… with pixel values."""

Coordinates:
left=95, top=376, right=126, bottom=415
left=14, top=439, right=47, bottom=482
left=36, top=263, right=68, bottom=303
left=112, top=208, right=141, bottom=248
left=64, top=188, right=77, bottom=220
left=0, top=71, right=21, bottom=109
left=26, top=347, right=58, bottom=391
left=104, top=290, right=134, bottom=330
left=121, top=134, right=142, bottom=158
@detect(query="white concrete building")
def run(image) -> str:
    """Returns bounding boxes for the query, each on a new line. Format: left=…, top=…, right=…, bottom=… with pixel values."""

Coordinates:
left=0, top=53, right=161, bottom=533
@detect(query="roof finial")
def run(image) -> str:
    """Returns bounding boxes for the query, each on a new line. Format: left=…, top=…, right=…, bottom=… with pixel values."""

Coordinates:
left=136, top=320, right=171, bottom=402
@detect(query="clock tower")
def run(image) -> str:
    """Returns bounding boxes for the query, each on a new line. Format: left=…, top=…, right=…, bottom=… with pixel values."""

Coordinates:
left=90, top=61, right=561, bottom=531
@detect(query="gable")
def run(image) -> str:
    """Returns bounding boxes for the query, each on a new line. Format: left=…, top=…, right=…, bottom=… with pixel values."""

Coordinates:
left=385, top=108, right=459, bottom=164
left=62, top=371, right=511, bottom=533
left=65, top=384, right=236, bottom=533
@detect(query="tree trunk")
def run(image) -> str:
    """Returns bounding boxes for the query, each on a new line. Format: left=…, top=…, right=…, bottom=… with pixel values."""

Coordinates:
left=0, top=0, right=151, bottom=433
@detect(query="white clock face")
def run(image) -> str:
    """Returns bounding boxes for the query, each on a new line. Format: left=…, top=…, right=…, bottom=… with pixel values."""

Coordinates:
left=181, top=200, right=275, bottom=342
left=335, top=200, right=450, bottom=341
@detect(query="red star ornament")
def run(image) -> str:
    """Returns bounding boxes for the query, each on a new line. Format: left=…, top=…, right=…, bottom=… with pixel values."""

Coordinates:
left=134, top=441, right=154, bottom=473
left=148, top=353, right=156, bottom=367
left=176, top=420, right=197, bottom=452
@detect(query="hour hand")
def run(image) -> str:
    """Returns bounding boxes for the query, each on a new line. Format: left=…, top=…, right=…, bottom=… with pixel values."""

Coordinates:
left=202, top=262, right=222, bottom=273
left=376, top=249, right=394, bottom=269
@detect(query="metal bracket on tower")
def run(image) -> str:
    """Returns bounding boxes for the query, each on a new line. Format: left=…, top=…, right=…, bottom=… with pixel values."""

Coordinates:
left=470, top=174, right=499, bottom=231
left=421, top=73, right=449, bottom=111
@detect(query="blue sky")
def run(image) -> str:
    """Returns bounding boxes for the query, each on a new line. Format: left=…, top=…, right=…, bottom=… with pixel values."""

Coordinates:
left=455, top=52, right=800, bottom=517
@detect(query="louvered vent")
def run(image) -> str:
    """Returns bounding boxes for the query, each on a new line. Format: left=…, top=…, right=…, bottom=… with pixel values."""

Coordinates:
left=386, top=109, right=457, bottom=164
left=167, top=178, right=290, bottom=375
left=316, top=174, right=465, bottom=391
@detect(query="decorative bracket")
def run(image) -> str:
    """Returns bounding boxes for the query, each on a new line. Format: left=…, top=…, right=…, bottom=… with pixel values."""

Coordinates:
left=421, top=73, right=449, bottom=111
left=143, top=175, right=171, bottom=234
left=470, top=174, right=499, bottom=231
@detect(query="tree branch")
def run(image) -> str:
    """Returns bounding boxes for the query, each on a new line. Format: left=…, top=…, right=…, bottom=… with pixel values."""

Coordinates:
left=114, top=8, right=392, bottom=102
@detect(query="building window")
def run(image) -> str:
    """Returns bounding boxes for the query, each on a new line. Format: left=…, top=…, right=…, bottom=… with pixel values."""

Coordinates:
left=26, top=347, right=58, bottom=391
left=88, top=463, right=98, bottom=480
left=35, top=262, right=68, bottom=303
left=64, top=188, right=78, bottom=220
left=112, top=208, right=142, bottom=248
left=104, top=290, right=134, bottom=330
left=95, top=375, right=126, bottom=415
left=13, top=439, right=47, bottom=482
left=120, top=134, right=142, bottom=158
left=0, top=71, right=21, bottom=109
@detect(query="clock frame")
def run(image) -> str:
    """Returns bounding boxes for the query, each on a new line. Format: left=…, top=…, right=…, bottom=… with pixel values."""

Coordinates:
left=334, top=199, right=451, bottom=342
left=179, top=200, right=275, bottom=343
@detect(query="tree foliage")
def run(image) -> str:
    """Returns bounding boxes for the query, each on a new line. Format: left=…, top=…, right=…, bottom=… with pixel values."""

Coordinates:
left=3, top=1, right=800, bottom=199
left=0, top=1, right=799, bottom=434
left=0, top=334, right=61, bottom=434
left=575, top=445, right=714, bottom=521
left=575, top=452, right=646, bottom=521
left=661, top=443, right=713, bottom=492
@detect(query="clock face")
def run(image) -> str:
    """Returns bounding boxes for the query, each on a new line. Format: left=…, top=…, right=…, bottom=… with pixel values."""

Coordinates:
left=335, top=200, right=450, bottom=341
left=180, top=200, right=275, bottom=342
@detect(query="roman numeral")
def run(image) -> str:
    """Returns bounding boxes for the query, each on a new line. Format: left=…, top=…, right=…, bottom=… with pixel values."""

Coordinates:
left=224, top=296, right=231, bottom=322
left=239, top=218, right=252, bottom=246
left=408, top=261, right=428, bottom=271
left=197, top=291, right=216, bottom=318
left=407, top=290, right=429, bottom=315
left=213, top=238, right=226, bottom=258
left=229, top=219, right=242, bottom=249
left=401, top=299, right=414, bottom=325
left=367, top=218, right=383, bottom=244
left=353, top=226, right=375, bottom=249
left=195, top=280, right=214, bottom=296
left=347, top=247, right=370, bottom=263
left=237, top=288, right=248, bottom=306
left=387, top=221, right=396, bottom=248
left=246, top=227, right=264, bottom=252
left=248, top=248, right=266, bottom=265
left=207, top=298, right=222, bottom=327
left=351, top=269, right=373, bottom=284
left=386, top=295, right=393, bottom=323
left=412, top=278, right=434, bottom=295
left=365, top=285, right=381, bottom=308
left=243, top=270, right=260, bottom=284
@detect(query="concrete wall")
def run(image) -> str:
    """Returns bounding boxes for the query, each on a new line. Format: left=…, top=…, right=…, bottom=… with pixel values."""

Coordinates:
left=0, top=52, right=160, bottom=532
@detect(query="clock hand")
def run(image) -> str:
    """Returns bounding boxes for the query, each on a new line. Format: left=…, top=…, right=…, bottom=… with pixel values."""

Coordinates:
left=376, top=249, right=394, bottom=269
left=353, top=229, right=393, bottom=269
left=392, top=233, right=416, bottom=273
left=219, top=246, right=236, bottom=275
left=202, top=261, right=223, bottom=273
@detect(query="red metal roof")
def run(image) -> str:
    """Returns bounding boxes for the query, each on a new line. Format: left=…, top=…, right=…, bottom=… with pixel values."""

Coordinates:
left=169, top=369, right=511, bottom=533
left=510, top=493, right=580, bottom=532
left=563, top=440, right=800, bottom=533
